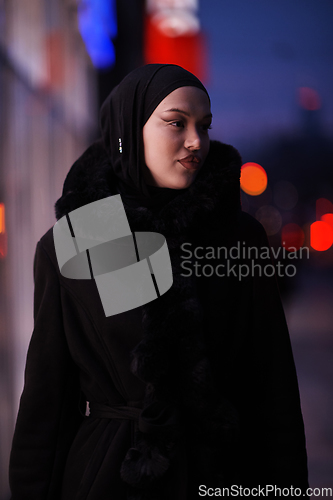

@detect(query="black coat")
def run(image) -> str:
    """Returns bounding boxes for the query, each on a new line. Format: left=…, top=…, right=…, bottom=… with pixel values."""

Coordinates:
left=9, top=140, right=308, bottom=499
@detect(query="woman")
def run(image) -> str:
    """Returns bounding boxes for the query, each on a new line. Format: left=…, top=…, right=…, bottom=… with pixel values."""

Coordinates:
left=9, top=64, right=309, bottom=499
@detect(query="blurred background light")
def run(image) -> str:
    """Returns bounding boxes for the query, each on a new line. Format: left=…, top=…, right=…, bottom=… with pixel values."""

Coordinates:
left=77, top=0, right=117, bottom=69
left=151, top=9, right=200, bottom=37
left=0, top=203, right=5, bottom=234
left=274, top=180, right=298, bottom=211
left=240, top=162, right=267, bottom=196
left=144, top=0, right=206, bottom=80
left=281, top=223, right=305, bottom=251
left=0, top=203, right=7, bottom=258
left=298, top=87, right=321, bottom=111
left=255, top=205, right=282, bottom=235
left=321, top=213, right=333, bottom=230
left=45, top=31, right=65, bottom=89
left=310, top=221, right=333, bottom=251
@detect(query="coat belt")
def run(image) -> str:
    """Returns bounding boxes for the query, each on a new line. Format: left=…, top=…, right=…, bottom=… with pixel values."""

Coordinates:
left=88, top=402, right=142, bottom=420
left=87, top=400, right=180, bottom=435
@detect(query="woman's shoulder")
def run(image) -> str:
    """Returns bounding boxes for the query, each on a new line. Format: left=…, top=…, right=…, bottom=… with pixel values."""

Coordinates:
left=39, top=226, right=55, bottom=250
left=35, top=226, right=59, bottom=272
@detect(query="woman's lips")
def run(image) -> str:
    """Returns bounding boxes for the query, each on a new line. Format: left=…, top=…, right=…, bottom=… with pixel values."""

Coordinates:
left=177, top=155, right=201, bottom=170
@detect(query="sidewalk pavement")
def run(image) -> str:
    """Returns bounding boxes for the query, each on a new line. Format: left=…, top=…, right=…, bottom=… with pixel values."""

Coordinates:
left=284, top=266, right=333, bottom=494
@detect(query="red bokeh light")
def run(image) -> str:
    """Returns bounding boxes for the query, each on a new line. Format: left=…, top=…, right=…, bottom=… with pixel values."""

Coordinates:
left=240, top=163, right=267, bottom=196
left=310, top=221, right=333, bottom=251
left=281, top=223, right=305, bottom=251
left=144, top=15, right=207, bottom=81
left=0, top=202, right=5, bottom=234
left=298, top=87, right=321, bottom=111
left=0, top=203, right=7, bottom=258
left=321, top=213, right=333, bottom=230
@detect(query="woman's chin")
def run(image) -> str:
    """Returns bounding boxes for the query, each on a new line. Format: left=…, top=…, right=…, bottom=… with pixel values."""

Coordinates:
left=165, top=173, right=198, bottom=190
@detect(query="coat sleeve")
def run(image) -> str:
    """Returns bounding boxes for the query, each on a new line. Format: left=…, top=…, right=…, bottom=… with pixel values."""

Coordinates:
left=9, top=239, right=83, bottom=500
left=237, top=220, right=309, bottom=490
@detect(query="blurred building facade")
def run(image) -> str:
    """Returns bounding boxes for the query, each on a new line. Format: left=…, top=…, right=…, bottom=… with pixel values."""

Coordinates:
left=0, top=0, right=97, bottom=496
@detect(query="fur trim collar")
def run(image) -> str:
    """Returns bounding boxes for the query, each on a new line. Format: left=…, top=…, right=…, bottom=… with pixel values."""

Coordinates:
left=55, top=140, right=242, bottom=495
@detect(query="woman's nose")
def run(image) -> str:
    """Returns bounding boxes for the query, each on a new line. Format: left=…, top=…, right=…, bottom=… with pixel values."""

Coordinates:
left=184, top=127, right=201, bottom=150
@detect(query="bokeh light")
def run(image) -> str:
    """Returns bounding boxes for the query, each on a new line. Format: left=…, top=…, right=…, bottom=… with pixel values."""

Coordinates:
left=310, top=221, right=333, bottom=251
left=281, top=223, right=305, bottom=251
left=0, top=203, right=6, bottom=258
left=298, top=87, right=321, bottom=111
left=77, top=0, right=117, bottom=69
left=273, top=180, right=298, bottom=210
left=321, top=213, right=333, bottom=230
left=152, top=10, right=200, bottom=37
left=255, top=205, right=282, bottom=236
left=240, top=162, right=267, bottom=196
left=0, top=203, right=5, bottom=233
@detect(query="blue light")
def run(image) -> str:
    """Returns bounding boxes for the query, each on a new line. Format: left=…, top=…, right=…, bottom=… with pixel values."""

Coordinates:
left=77, top=0, right=117, bottom=69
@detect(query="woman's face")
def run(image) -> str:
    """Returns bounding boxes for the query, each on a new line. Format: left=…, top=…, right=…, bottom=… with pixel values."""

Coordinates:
left=142, top=86, right=212, bottom=189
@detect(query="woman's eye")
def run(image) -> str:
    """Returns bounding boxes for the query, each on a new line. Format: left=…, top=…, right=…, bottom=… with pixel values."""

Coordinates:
left=168, top=120, right=212, bottom=131
left=171, top=121, right=184, bottom=128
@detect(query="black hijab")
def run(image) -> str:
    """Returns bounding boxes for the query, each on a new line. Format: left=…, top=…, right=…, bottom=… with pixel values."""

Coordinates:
left=99, top=64, right=210, bottom=209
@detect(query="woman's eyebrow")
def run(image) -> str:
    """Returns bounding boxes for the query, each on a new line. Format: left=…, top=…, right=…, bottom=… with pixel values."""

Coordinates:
left=163, top=108, right=212, bottom=119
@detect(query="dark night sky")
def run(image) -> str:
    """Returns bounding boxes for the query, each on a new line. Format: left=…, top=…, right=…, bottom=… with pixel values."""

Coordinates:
left=200, top=0, right=333, bottom=151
